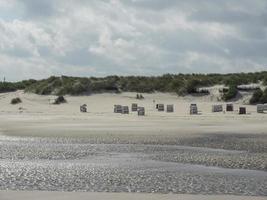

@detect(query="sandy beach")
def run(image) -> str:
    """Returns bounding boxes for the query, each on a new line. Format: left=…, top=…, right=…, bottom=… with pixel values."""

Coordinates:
left=0, top=90, right=267, bottom=137
left=0, top=91, right=266, bottom=199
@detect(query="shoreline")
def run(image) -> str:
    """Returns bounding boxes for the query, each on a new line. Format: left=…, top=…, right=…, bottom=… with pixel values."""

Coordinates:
left=0, top=191, right=266, bottom=200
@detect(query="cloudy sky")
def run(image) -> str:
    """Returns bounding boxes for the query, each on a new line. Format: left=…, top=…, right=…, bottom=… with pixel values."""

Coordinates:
left=0, top=0, right=267, bottom=81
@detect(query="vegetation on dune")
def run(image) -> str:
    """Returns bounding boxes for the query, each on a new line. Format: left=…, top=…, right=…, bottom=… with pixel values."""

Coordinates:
left=10, top=97, right=22, bottom=105
left=24, top=72, right=267, bottom=96
left=250, top=88, right=267, bottom=104
left=1, top=71, right=267, bottom=104
left=0, top=79, right=36, bottom=93
left=53, top=96, right=67, bottom=104
left=0, top=82, right=16, bottom=93
left=222, top=85, right=238, bottom=101
left=260, top=89, right=267, bottom=104
left=250, top=89, right=264, bottom=104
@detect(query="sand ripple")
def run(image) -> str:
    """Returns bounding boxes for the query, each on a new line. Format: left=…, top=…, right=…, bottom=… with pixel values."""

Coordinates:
left=0, top=135, right=266, bottom=196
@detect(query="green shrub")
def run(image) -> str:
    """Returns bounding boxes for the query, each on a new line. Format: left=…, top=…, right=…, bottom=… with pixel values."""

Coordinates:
left=249, top=88, right=267, bottom=104
left=250, top=89, right=263, bottom=104
left=222, top=85, right=238, bottom=101
left=11, top=97, right=22, bottom=104
left=40, top=85, right=53, bottom=95
left=260, top=88, right=267, bottom=104
left=185, top=79, right=199, bottom=94
left=262, top=76, right=267, bottom=85
left=176, top=87, right=187, bottom=96
left=0, top=82, right=16, bottom=93
left=53, top=96, right=67, bottom=104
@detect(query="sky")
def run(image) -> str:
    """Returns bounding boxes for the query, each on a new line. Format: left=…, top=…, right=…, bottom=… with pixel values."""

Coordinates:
left=0, top=0, right=267, bottom=81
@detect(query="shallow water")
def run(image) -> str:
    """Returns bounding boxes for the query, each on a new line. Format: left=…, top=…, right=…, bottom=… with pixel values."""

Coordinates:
left=0, top=135, right=266, bottom=195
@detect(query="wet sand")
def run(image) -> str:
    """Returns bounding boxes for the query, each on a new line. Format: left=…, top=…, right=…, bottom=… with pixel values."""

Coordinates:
left=1, top=191, right=267, bottom=200
left=0, top=135, right=266, bottom=196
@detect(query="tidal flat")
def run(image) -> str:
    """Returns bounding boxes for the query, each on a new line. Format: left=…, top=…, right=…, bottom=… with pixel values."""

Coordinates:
left=0, top=134, right=266, bottom=196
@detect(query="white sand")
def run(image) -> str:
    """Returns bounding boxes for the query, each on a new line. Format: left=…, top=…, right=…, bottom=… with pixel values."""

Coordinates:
left=0, top=191, right=266, bottom=200
left=0, top=91, right=266, bottom=137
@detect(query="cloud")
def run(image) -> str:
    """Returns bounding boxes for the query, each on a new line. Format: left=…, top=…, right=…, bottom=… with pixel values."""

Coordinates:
left=0, top=0, right=266, bottom=81
left=20, top=0, right=56, bottom=18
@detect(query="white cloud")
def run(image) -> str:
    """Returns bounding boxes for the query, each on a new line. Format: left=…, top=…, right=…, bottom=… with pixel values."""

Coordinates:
left=0, top=0, right=266, bottom=81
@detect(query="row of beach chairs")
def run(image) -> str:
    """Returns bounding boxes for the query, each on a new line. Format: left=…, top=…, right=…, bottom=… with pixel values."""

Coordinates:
left=81, top=103, right=266, bottom=115
left=210, top=104, right=267, bottom=114
left=114, top=103, right=175, bottom=116
left=156, top=104, right=174, bottom=112
left=114, top=104, right=145, bottom=116
left=190, top=103, right=247, bottom=115
left=257, top=104, right=267, bottom=113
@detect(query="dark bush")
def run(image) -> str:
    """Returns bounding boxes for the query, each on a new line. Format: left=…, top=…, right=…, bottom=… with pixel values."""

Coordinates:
left=249, top=88, right=267, bottom=104
left=40, top=85, right=53, bottom=95
left=222, top=85, right=238, bottom=101
left=176, top=87, right=187, bottom=96
left=260, top=88, right=267, bottom=104
left=219, top=88, right=229, bottom=93
left=185, top=79, right=200, bottom=94
left=0, top=82, right=16, bottom=93
left=53, top=96, right=67, bottom=104
left=136, top=93, right=144, bottom=99
left=11, top=97, right=22, bottom=104
left=250, top=89, right=263, bottom=104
